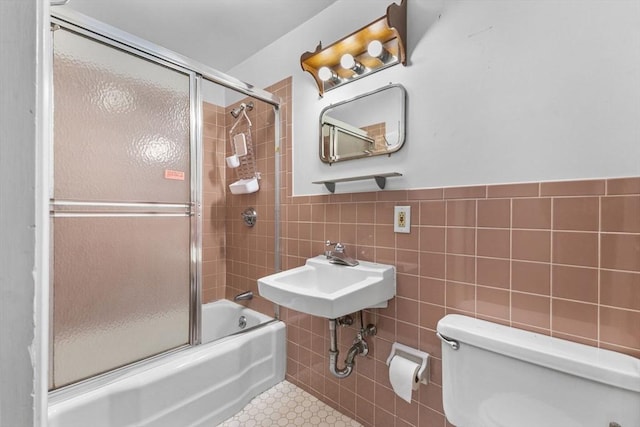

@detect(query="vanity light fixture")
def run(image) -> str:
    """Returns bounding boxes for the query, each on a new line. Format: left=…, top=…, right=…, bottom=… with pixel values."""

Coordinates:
left=300, top=0, right=407, bottom=96
left=340, top=53, right=365, bottom=74
left=318, top=66, right=340, bottom=83
left=367, top=40, right=391, bottom=63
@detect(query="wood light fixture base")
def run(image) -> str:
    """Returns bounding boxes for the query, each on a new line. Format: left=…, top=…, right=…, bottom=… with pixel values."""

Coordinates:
left=300, top=0, right=407, bottom=96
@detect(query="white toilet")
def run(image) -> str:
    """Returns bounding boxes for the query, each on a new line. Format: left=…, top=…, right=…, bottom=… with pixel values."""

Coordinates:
left=437, top=314, right=640, bottom=427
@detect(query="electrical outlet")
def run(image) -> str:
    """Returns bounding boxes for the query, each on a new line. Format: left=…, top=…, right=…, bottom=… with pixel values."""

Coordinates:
left=394, top=206, right=411, bottom=233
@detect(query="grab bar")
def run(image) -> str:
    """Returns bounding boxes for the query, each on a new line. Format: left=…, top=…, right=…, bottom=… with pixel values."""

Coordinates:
left=436, top=332, right=459, bottom=350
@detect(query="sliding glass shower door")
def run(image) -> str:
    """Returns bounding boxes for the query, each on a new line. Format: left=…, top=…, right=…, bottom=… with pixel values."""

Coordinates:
left=50, top=26, right=196, bottom=389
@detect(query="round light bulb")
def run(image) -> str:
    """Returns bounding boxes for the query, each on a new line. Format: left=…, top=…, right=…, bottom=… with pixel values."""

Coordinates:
left=340, top=53, right=356, bottom=70
left=367, top=40, right=384, bottom=58
left=318, top=66, right=334, bottom=82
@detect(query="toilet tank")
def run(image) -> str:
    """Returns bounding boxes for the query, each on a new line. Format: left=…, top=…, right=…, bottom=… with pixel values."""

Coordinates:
left=437, top=315, right=640, bottom=427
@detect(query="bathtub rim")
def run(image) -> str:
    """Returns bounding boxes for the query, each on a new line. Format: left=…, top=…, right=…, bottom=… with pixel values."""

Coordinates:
left=49, top=308, right=279, bottom=404
left=201, top=298, right=275, bottom=344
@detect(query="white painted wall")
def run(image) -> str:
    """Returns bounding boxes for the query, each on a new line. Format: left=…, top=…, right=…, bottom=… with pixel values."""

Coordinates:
left=229, top=0, right=640, bottom=195
left=0, top=0, right=49, bottom=425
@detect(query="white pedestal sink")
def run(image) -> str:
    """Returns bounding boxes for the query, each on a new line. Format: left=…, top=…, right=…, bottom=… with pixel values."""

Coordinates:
left=258, top=255, right=396, bottom=319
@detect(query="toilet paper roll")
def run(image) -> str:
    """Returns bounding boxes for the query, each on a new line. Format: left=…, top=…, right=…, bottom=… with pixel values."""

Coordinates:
left=389, top=355, right=421, bottom=403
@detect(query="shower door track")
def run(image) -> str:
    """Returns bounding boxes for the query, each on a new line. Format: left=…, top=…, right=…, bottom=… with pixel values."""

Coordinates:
left=48, top=343, right=190, bottom=401
left=50, top=9, right=281, bottom=107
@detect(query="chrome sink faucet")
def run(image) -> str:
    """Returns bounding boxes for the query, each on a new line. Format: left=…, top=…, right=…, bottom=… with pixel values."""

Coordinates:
left=325, top=240, right=359, bottom=266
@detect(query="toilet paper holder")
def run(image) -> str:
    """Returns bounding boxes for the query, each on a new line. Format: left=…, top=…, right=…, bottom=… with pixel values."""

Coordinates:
left=386, top=342, right=429, bottom=385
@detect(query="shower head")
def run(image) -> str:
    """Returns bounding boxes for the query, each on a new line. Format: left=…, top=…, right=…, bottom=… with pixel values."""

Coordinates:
left=230, top=106, right=242, bottom=118
left=230, top=101, right=254, bottom=118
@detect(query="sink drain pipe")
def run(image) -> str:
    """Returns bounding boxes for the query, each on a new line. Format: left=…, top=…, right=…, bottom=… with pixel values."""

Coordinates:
left=328, top=311, right=377, bottom=379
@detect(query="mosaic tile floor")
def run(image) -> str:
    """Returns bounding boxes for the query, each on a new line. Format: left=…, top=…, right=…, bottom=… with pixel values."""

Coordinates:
left=218, top=381, right=362, bottom=427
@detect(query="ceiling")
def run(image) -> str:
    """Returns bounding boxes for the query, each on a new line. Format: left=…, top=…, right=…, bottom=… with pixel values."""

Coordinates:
left=59, top=0, right=339, bottom=72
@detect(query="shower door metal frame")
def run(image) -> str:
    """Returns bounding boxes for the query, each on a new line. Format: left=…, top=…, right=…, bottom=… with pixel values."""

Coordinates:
left=51, top=8, right=280, bottom=106
left=49, top=7, right=283, bottom=395
left=49, top=21, right=200, bottom=390
left=49, top=7, right=283, bottom=269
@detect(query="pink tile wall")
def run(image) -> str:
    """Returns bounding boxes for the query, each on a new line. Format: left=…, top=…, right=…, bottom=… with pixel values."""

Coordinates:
left=281, top=176, right=640, bottom=427
left=201, top=78, right=291, bottom=314
left=211, top=78, right=640, bottom=426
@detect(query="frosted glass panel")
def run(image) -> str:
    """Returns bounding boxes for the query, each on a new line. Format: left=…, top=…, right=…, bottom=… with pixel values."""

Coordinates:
left=52, top=216, right=191, bottom=388
left=53, top=28, right=191, bottom=203
left=51, top=28, right=195, bottom=389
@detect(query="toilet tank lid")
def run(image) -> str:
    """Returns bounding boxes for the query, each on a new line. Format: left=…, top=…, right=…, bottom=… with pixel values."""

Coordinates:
left=437, top=314, right=640, bottom=393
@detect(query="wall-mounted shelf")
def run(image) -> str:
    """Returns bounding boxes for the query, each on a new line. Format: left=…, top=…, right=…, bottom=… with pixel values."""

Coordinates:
left=300, top=0, right=407, bottom=96
left=313, top=172, right=402, bottom=193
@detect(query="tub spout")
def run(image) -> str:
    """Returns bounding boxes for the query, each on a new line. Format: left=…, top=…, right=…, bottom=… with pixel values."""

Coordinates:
left=234, top=291, right=253, bottom=301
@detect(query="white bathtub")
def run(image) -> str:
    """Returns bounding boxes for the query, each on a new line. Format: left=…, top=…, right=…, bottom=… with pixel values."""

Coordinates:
left=48, top=300, right=285, bottom=427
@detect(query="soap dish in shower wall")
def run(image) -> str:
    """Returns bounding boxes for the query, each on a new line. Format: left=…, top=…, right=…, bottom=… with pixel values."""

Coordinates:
left=229, top=177, right=259, bottom=194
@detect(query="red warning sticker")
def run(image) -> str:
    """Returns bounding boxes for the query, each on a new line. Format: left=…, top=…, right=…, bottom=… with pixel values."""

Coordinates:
left=164, top=170, right=185, bottom=181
